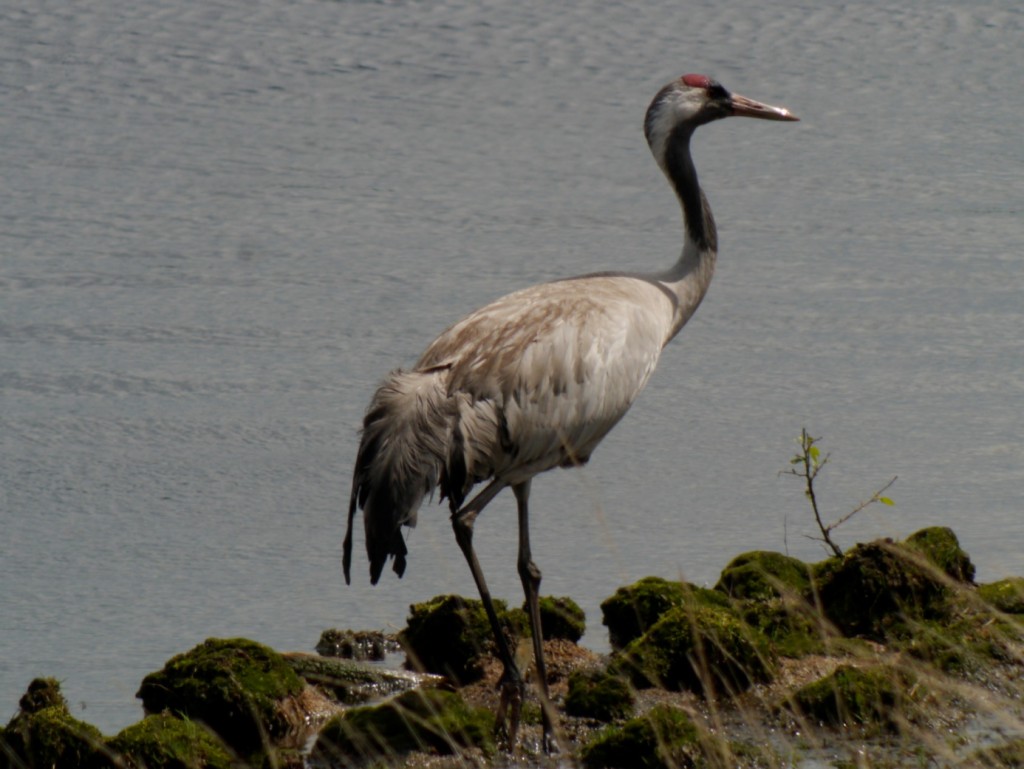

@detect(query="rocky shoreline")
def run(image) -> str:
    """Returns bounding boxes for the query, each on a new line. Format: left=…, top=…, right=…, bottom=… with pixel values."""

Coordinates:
left=3, top=527, right=1022, bottom=768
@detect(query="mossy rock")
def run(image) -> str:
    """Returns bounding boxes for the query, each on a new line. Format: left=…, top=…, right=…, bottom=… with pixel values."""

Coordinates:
left=310, top=688, right=494, bottom=766
left=892, top=613, right=1021, bottom=675
left=818, top=539, right=955, bottom=640
left=807, top=555, right=844, bottom=593
left=978, top=577, right=1024, bottom=614
left=105, top=713, right=234, bottom=769
left=2, top=680, right=106, bottom=769
left=400, top=594, right=519, bottom=684
left=565, top=669, right=634, bottom=722
left=738, top=597, right=828, bottom=658
left=580, top=703, right=731, bottom=769
left=784, top=664, right=916, bottom=732
left=533, top=595, right=586, bottom=642
left=715, top=551, right=813, bottom=601
left=600, top=577, right=730, bottom=650
left=17, top=678, right=68, bottom=715
left=315, top=629, right=398, bottom=661
left=611, top=602, right=775, bottom=698
left=903, top=526, right=975, bottom=583
left=136, top=637, right=305, bottom=756
left=284, top=651, right=423, bottom=705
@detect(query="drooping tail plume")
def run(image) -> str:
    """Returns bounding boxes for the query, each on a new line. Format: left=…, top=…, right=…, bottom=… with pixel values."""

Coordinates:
left=344, top=369, right=456, bottom=584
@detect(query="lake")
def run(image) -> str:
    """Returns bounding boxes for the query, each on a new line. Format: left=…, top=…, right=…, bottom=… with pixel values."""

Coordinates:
left=1, top=0, right=1021, bottom=734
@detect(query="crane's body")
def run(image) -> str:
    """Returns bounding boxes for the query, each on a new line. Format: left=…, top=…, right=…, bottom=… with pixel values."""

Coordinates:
left=347, top=273, right=686, bottom=582
left=422, top=274, right=675, bottom=475
left=344, top=73, right=797, bottom=750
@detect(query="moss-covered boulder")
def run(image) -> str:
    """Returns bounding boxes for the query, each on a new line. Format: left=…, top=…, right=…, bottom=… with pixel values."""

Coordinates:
left=784, top=664, right=916, bottom=732
left=715, top=551, right=813, bottom=601
left=978, top=577, right=1024, bottom=614
left=310, top=688, right=494, bottom=766
left=737, top=596, right=828, bottom=658
left=315, top=629, right=398, bottom=661
left=818, top=538, right=958, bottom=640
left=105, top=713, right=234, bottom=769
left=400, top=594, right=520, bottom=684
left=17, top=677, right=69, bottom=715
left=285, top=651, right=427, bottom=705
left=903, top=526, right=975, bottom=583
left=1, top=679, right=106, bottom=769
left=611, top=602, right=775, bottom=698
left=893, top=611, right=1021, bottom=676
left=565, top=669, right=634, bottom=722
left=580, top=703, right=731, bottom=769
left=136, top=637, right=305, bottom=756
left=534, top=595, right=586, bottom=642
left=600, top=577, right=729, bottom=650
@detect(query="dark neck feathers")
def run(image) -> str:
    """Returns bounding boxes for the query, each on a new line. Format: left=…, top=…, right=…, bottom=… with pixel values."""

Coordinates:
left=662, top=127, right=718, bottom=254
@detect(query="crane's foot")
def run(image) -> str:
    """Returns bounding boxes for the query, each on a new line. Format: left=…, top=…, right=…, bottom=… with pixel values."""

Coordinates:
left=538, top=695, right=564, bottom=755
left=541, top=727, right=561, bottom=755
left=493, top=673, right=564, bottom=755
left=493, top=671, right=524, bottom=751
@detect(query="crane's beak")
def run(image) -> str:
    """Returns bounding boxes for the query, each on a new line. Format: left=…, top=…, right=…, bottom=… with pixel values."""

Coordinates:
left=730, top=93, right=799, bottom=121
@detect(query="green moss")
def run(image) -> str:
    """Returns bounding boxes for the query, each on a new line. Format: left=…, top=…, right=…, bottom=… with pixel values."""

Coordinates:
left=535, top=595, right=586, bottom=642
left=17, top=678, right=67, bottom=715
left=135, top=637, right=305, bottom=756
left=502, top=605, right=532, bottom=639
left=600, top=577, right=729, bottom=650
left=315, top=629, right=396, bottom=660
left=738, top=597, right=827, bottom=658
left=978, top=577, right=1024, bottom=614
left=715, top=551, right=813, bottom=601
left=285, top=652, right=418, bottom=705
left=611, top=602, right=775, bottom=698
left=400, top=594, right=520, bottom=684
left=818, top=539, right=955, bottom=640
left=2, top=697, right=106, bottom=769
left=310, top=688, right=494, bottom=765
left=106, top=713, right=233, bottom=769
left=517, top=700, right=543, bottom=728
left=581, top=704, right=732, bottom=769
left=565, top=669, right=634, bottom=722
left=903, top=526, right=975, bottom=583
left=808, top=556, right=843, bottom=592
left=892, top=613, right=1020, bottom=675
left=785, top=664, right=915, bottom=732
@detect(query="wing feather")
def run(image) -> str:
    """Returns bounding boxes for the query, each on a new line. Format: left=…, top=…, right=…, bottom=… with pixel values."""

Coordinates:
left=419, top=276, right=676, bottom=487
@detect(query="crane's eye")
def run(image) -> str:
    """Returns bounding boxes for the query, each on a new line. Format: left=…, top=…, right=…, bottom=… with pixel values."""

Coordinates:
left=708, top=83, right=729, bottom=100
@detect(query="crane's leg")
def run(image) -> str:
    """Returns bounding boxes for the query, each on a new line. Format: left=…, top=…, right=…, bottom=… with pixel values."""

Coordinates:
left=512, top=480, right=561, bottom=754
left=450, top=479, right=525, bottom=748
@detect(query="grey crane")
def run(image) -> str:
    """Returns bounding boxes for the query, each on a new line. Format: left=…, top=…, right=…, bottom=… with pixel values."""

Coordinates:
left=344, top=74, right=797, bottom=749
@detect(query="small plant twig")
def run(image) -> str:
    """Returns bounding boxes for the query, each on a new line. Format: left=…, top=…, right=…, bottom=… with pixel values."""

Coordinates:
left=828, top=475, right=898, bottom=533
left=781, top=428, right=896, bottom=558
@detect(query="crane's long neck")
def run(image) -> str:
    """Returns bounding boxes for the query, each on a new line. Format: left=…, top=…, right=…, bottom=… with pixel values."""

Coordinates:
left=656, top=130, right=719, bottom=340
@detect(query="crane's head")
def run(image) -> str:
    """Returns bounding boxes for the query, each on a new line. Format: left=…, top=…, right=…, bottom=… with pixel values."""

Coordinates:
left=644, top=74, right=798, bottom=159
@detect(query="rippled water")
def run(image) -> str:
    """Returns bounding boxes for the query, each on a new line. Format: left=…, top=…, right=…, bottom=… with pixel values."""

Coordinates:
left=2, top=0, right=1021, bottom=734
